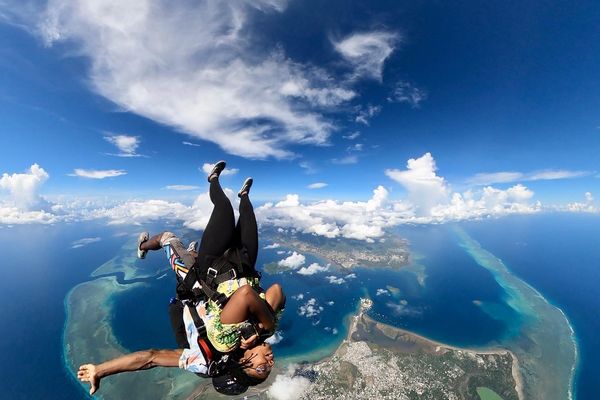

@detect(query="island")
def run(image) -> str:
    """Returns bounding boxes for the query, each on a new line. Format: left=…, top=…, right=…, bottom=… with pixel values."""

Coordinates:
left=263, top=229, right=410, bottom=271
left=296, top=298, right=522, bottom=400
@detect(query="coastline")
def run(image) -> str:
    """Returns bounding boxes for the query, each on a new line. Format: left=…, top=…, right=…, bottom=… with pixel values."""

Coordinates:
left=298, top=297, right=523, bottom=399
left=455, top=227, right=578, bottom=400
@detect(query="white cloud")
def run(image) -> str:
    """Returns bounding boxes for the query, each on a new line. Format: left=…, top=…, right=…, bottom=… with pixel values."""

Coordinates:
left=278, top=251, right=306, bottom=269
left=71, top=237, right=101, bottom=248
left=467, top=169, right=590, bottom=186
left=0, top=207, right=58, bottom=224
left=299, top=161, right=316, bottom=174
left=307, top=182, right=327, bottom=189
left=164, top=185, right=200, bottom=191
left=268, top=366, right=311, bottom=400
left=257, top=186, right=397, bottom=241
left=388, top=81, right=427, bottom=107
left=292, top=293, right=304, bottom=301
left=342, top=131, right=360, bottom=140
left=104, top=135, right=142, bottom=157
left=385, top=152, right=450, bottom=216
left=333, top=31, right=399, bottom=81
left=376, top=288, right=390, bottom=296
left=354, top=104, right=381, bottom=125
left=298, top=298, right=323, bottom=317
left=265, top=330, right=283, bottom=345
left=386, top=299, right=421, bottom=317
left=263, top=242, right=281, bottom=249
left=34, top=0, right=366, bottom=159
left=182, top=141, right=201, bottom=147
left=331, top=155, right=358, bottom=165
left=347, top=143, right=363, bottom=152
left=70, top=169, right=127, bottom=179
left=345, top=273, right=356, bottom=279
left=563, top=192, right=598, bottom=213
left=325, top=275, right=346, bottom=285
left=0, top=164, right=49, bottom=210
left=201, top=163, right=239, bottom=177
left=297, top=262, right=328, bottom=275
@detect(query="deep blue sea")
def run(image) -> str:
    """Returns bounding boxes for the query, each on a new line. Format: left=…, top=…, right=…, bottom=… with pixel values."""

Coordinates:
left=0, top=214, right=598, bottom=399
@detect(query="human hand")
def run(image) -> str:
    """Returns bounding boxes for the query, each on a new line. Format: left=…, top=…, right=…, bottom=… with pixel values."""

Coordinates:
left=78, top=364, right=101, bottom=395
left=239, top=334, right=258, bottom=350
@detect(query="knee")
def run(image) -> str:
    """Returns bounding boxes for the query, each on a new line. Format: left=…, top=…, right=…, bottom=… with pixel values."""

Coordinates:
left=237, top=284, right=255, bottom=297
left=270, top=283, right=284, bottom=296
left=159, top=231, right=176, bottom=246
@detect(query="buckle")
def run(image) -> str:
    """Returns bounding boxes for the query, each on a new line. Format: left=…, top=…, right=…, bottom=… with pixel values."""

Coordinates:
left=207, top=267, right=218, bottom=278
left=228, top=269, right=237, bottom=279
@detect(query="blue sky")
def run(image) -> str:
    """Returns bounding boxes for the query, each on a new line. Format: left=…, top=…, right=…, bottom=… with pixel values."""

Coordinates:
left=0, top=0, right=599, bottom=235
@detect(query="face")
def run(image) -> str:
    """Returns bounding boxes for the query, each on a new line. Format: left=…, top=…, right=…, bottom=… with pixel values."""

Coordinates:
left=242, top=342, right=275, bottom=379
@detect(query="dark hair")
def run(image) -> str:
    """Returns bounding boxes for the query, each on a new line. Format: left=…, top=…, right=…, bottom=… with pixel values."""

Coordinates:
left=211, top=350, right=267, bottom=395
left=230, top=348, right=269, bottom=385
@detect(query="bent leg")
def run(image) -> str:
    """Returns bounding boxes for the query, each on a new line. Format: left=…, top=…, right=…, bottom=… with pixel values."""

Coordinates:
left=139, top=232, right=164, bottom=251
left=220, top=285, right=275, bottom=332
left=265, top=283, right=286, bottom=314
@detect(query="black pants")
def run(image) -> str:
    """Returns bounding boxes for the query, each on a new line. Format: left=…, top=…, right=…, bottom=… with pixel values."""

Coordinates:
left=171, top=179, right=259, bottom=348
left=193, top=178, right=258, bottom=275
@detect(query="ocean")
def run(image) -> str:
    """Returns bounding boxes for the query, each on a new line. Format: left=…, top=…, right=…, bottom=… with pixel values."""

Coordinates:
left=0, top=214, right=597, bottom=399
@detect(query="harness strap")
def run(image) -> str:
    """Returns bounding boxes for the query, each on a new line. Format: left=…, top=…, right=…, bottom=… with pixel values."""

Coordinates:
left=187, top=304, right=207, bottom=337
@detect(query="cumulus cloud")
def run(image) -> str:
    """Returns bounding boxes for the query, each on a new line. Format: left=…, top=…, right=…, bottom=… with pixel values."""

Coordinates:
left=0, top=164, right=49, bottom=210
left=164, top=185, right=200, bottom=191
left=104, top=135, right=142, bottom=157
left=563, top=192, right=598, bottom=213
left=385, top=152, right=450, bottom=215
left=268, top=366, right=311, bottom=400
left=265, top=330, right=283, bottom=345
left=71, top=237, right=101, bottom=248
left=388, top=81, right=427, bottom=108
left=307, top=182, right=327, bottom=189
left=298, top=298, right=323, bottom=317
left=333, top=31, right=399, bottom=81
left=33, top=0, right=370, bottom=159
left=70, top=169, right=127, bottom=179
left=297, top=262, right=328, bottom=275
left=201, top=163, right=239, bottom=177
left=467, top=169, right=590, bottom=186
left=278, top=251, right=306, bottom=269
left=256, top=185, right=399, bottom=241
left=325, top=275, right=346, bottom=285
left=376, top=288, right=390, bottom=296
left=263, top=242, right=281, bottom=249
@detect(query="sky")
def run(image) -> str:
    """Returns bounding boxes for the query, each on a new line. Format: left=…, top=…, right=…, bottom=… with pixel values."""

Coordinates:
left=0, top=0, right=599, bottom=239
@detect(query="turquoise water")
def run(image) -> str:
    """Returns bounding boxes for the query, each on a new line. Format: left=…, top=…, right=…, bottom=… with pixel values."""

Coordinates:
left=0, top=215, right=594, bottom=398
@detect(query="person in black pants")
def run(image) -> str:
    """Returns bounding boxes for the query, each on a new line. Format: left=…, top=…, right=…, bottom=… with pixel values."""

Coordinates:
left=144, top=162, right=283, bottom=380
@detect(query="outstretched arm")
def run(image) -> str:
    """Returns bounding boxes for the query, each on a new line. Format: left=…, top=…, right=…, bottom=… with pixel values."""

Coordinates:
left=78, top=349, right=183, bottom=395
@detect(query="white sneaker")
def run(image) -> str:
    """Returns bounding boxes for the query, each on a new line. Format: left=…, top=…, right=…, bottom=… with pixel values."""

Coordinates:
left=137, top=232, right=149, bottom=259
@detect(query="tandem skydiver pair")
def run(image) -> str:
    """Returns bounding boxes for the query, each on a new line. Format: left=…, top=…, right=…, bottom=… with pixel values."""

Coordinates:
left=78, top=161, right=286, bottom=396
